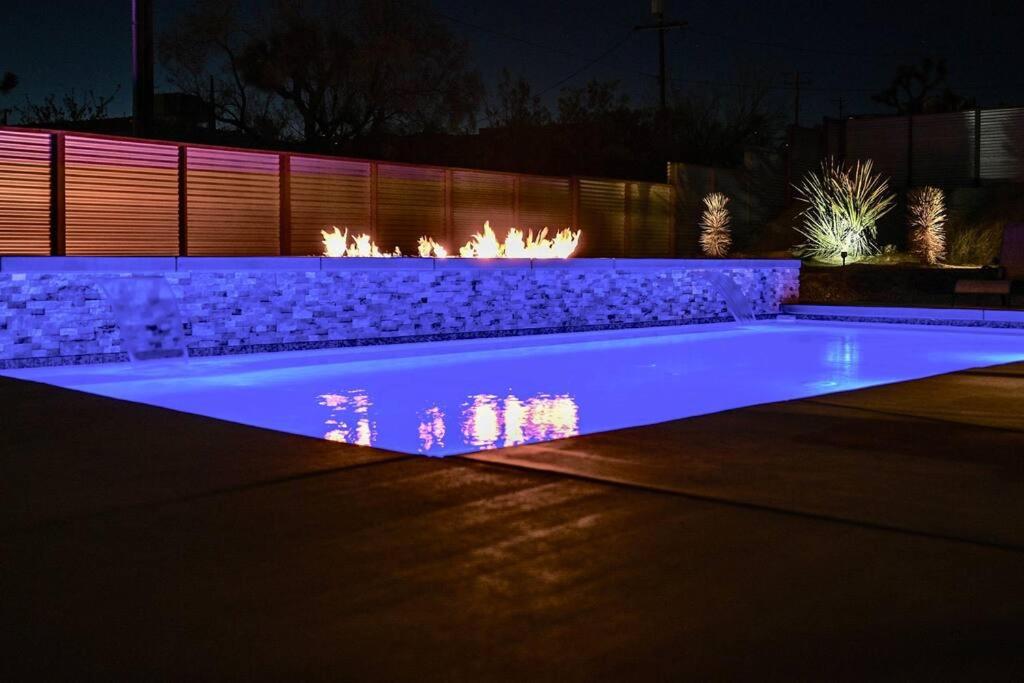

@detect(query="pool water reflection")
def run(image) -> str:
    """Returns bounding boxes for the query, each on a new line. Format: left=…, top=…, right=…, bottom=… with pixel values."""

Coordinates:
left=5, top=321, right=1023, bottom=456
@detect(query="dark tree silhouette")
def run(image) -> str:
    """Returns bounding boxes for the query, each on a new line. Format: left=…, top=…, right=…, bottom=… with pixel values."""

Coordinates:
left=16, top=88, right=120, bottom=125
left=1, top=71, right=17, bottom=95
left=161, top=0, right=481, bottom=149
left=872, top=57, right=975, bottom=114
left=484, top=69, right=551, bottom=128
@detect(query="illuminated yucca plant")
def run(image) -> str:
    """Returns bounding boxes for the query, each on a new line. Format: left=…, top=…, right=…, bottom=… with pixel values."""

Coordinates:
left=907, top=186, right=947, bottom=265
left=699, top=192, right=732, bottom=257
left=795, top=158, right=895, bottom=264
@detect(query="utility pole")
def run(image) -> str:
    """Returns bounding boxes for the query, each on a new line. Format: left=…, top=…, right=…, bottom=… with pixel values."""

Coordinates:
left=783, top=71, right=811, bottom=127
left=132, top=0, right=154, bottom=137
left=833, top=96, right=845, bottom=120
left=634, top=0, right=686, bottom=114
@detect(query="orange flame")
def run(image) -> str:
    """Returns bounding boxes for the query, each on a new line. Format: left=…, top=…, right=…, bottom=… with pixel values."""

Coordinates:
left=417, top=236, right=449, bottom=258
left=456, top=221, right=581, bottom=259
left=322, top=226, right=401, bottom=258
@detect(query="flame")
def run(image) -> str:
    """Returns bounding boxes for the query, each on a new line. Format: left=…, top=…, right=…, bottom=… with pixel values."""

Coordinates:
left=322, top=226, right=401, bottom=258
left=455, top=221, right=581, bottom=259
left=417, top=236, right=448, bottom=258
left=324, top=222, right=579, bottom=258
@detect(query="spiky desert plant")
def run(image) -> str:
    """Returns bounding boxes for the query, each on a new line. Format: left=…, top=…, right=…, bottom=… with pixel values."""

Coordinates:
left=794, top=158, right=895, bottom=264
left=907, top=186, right=947, bottom=265
left=699, top=192, right=732, bottom=257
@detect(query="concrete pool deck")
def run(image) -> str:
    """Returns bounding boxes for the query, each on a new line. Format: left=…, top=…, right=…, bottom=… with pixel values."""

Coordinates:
left=2, top=362, right=1024, bottom=679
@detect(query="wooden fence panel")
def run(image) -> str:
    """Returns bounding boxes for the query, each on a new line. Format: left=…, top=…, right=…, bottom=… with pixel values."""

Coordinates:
left=376, top=163, right=445, bottom=255
left=451, top=170, right=515, bottom=247
left=578, top=178, right=625, bottom=257
left=289, top=156, right=371, bottom=256
left=0, top=130, right=51, bottom=254
left=64, top=135, right=179, bottom=255
left=185, top=146, right=280, bottom=255
left=626, top=182, right=672, bottom=258
left=518, top=175, right=572, bottom=234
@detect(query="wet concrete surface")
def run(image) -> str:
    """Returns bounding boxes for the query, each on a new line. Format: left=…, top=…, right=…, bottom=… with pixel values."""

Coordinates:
left=2, top=363, right=1024, bottom=680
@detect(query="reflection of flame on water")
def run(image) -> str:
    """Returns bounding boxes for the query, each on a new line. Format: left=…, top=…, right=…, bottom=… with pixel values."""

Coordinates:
left=825, top=337, right=860, bottom=377
left=417, top=406, right=446, bottom=451
left=416, top=392, right=579, bottom=452
left=319, top=390, right=376, bottom=446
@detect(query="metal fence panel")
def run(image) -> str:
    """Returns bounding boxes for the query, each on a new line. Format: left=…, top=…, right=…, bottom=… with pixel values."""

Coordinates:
left=290, top=156, right=371, bottom=256
left=845, top=117, right=909, bottom=188
left=64, top=135, right=179, bottom=255
left=186, top=146, right=280, bottom=255
left=980, top=108, right=1024, bottom=183
left=0, top=130, right=51, bottom=254
left=910, top=111, right=976, bottom=187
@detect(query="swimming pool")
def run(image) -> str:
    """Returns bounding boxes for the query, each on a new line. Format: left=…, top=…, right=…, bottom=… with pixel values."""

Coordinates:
left=5, top=320, right=1023, bottom=456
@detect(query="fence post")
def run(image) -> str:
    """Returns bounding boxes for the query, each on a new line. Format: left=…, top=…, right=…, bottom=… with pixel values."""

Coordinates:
left=906, top=114, right=914, bottom=189
left=512, top=175, right=521, bottom=228
left=50, top=132, right=66, bottom=256
left=974, top=108, right=982, bottom=187
left=372, top=161, right=380, bottom=244
left=178, top=145, right=188, bottom=256
left=623, top=182, right=632, bottom=257
left=668, top=183, right=677, bottom=258
left=278, top=153, right=291, bottom=255
left=444, top=168, right=454, bottom=247
left=570, top=176, right=580, bottom=231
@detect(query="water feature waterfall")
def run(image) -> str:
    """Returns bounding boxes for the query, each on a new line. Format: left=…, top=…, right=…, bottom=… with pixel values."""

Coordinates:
left=699, top=271, right=758, bottom=324
left=100, top=277, right=188, bottom=362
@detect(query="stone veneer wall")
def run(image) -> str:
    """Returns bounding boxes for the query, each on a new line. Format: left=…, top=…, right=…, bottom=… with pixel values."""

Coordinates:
left=0, top=257, right=800, bottom=367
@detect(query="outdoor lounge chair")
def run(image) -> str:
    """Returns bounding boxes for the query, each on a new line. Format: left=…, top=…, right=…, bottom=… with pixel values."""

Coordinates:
left=954, top=223, right=1024, bottom=306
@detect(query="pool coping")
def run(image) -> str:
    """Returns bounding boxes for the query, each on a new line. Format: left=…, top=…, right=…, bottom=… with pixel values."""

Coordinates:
left=0, top=255, right=802, bottom=273
left=782, top=303, right=1024, bottom=328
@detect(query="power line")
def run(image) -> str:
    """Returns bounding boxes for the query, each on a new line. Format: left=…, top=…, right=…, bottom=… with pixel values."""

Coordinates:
left=435, top=10, right=1024, bottom=103
left=537, top=32, right=637, bottom=96
left=686, top=28, right=1016, bottom=60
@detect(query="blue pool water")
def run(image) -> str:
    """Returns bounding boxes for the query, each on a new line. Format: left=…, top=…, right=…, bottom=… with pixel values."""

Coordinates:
left=5, top=321, right=1023, bottom=456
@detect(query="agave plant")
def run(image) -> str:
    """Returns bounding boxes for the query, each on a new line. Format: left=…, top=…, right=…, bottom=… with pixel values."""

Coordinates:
left=699, top=192, right=732, bottom=257
left=794, top=158, right=895, bottom=264
left=907, top=186, right=947, bottom=265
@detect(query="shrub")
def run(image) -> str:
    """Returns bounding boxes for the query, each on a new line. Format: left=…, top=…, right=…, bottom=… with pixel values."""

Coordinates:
left=794, top=158, right=895, bottom=264
left=948, top=221, right=1003, bottom=265
left=699, top=192, right=732, bottom=257
left=907, top=186, right=947, bottom=264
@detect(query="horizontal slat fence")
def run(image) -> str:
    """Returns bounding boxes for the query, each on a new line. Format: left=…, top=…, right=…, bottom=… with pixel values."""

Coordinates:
left=65, top=135, right=180, bottom=255
left=0, top=130, right=52, bottom=254
left=0, top=126, right=675, bottom=257
left=826, top=105, right=1024, bottom=189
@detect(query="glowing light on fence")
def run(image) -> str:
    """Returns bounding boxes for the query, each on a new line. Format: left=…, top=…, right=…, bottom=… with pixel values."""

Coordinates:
left=321, top=226, right=401, bottom=257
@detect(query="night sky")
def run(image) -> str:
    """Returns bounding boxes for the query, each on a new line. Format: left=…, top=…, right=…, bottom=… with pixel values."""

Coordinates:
left=2, top=0, right=1023, bottom=126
